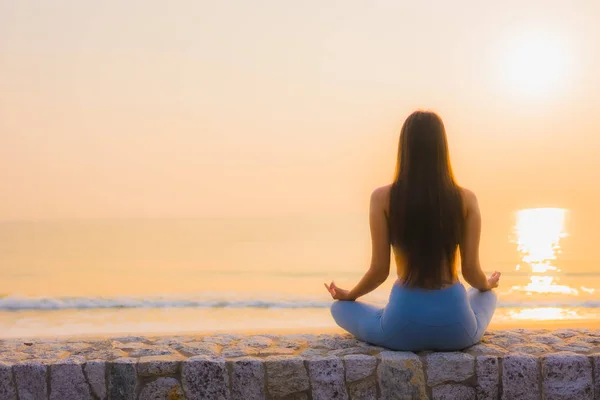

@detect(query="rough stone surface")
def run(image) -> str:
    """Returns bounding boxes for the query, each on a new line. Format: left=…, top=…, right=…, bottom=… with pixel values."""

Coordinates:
left=137, top=354, right=182, bottom=376
left=555, top=341, right=594, bottom=353
left=432, top=384, right=476, bottom=400
left=426, top=352, right=475, bottom=386
left=108, top=358, right=137, bottom=400
left=377, top=351, right=426, bottom=399
left=542, top=352, right=593, bottom=400
left=230, top=357, right=265, bottom=400
left=592, top=354, right=600, bottom=400
left=258, top=347, right=296, bottom=356
left=238, top=336, right=273, bottom=348
left=264, top=356, right=310, bottom=398
left=84, top=361, right=106, bottom=400
left=530, top=334, right=564, bottom=345
left=204, top=336, right=237, bottom=345
left=221, top=345, right=259, bottom=358
left=466, top=343, right=508, bottom=355
left=344, top=354, right=378, bottom=382
left=182, top=355, right=229, bottom=400
left=502, top=353, right=540, bottom=400
left=512, top=343, right=553, bottom=355
left=13, top=361, right=48, bottom=400
left=488, top=331, right=527, bottom=347
left=3, top=330, right=600, bottom=400
left=328, top=347, right=372, bottom=357
left=49, top=360, right=93, bottom=400
left=0, top=362, right=17, bottom=400
left=476, top=356, right=499, bottom=400
left=306, top=356, right=349, bottom=400
left=347, top=378, right=377, bottom=400
left=176, top=342, right=220, bottom=357
left=138, top=377, right=184, bottom=400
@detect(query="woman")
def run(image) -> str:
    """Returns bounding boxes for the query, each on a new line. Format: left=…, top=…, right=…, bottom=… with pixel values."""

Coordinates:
left=324, top=110, right=499, bottom=351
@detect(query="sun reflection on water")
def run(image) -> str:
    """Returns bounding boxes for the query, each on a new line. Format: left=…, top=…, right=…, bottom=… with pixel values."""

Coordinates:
left=509, top=208, right=579, bottom=295
left=508, top=207, right=596, bottom=321
left=508, top=307, right=584, bottom=321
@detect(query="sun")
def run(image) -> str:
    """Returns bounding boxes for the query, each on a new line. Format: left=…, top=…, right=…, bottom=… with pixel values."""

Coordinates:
left=495, top=30, right=572, bottom=99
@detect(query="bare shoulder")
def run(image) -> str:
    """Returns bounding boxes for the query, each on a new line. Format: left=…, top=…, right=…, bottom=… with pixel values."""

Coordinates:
left=459, top=187, right=480, bottom=214
left=370, top=184, right=392, bottom=214
left=371, top=184, right=392, bottom=204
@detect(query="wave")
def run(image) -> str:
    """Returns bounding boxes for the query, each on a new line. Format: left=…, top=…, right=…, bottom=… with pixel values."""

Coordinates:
left=3, top=295, right=600, bottom=311
left=0, top=296, right=333, bottom=311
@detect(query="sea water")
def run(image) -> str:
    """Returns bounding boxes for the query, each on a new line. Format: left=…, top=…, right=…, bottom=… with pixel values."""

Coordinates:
left=1, top=209, right=599, bottom=338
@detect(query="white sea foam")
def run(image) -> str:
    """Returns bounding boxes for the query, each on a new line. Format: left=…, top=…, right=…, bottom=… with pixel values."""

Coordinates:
left=1, top=295, right=600, bottom=311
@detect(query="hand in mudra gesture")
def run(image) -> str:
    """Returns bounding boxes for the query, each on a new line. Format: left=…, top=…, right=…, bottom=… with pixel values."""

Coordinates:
left=487, top=271, right=501, bottom=289
left=324, top=281, right=354, bottom=301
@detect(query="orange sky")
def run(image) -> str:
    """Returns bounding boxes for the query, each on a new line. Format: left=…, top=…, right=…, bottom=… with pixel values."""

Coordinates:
left=1, top=0, right=599, bottom=221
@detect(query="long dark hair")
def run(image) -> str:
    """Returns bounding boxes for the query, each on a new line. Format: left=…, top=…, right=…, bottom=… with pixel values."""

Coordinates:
left=388, top=111, right=464, bottom=288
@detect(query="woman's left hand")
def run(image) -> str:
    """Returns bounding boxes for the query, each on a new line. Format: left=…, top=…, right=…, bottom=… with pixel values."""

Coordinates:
left=324, top=281, right=355, bottom=301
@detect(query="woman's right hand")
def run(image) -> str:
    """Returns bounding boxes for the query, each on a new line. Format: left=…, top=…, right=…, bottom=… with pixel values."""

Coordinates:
left=487, top=271, right=501, bottom=289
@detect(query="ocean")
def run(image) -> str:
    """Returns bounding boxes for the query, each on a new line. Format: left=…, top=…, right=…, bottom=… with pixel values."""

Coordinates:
left=2, top=208, right=599, bottom=338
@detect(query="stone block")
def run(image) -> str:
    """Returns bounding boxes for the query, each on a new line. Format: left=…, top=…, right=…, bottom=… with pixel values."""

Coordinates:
left=542, top=352, right=592, bottom=400
left=264, top=355, right=310, bottom=398
left=344, top=354, right=378, bottom=382
left=230, top=357, right=265, bottom=400
left=84, top=361, right=106, bottom=400
left=347, top=378, right=377, bottom=400
left=238, top=336, right=273, bottom=348
left=108, top=358, right=138, bottom=400
left=13, top=361, right=48, bottom=400
left=49, top=360, right=92, bottom=400
left=0, top=362, right=17, bottom=400
left=591, top=354, right=600, bottom=400
left=182, top=355, right=229, bottom=400
left=502, top=353, right=540, bottom=400
left=476, top=356, right=499, bottom=400
left=137, top=354, right=183, bottom=376
left=306, top=356, right=349, bottom=400
left=138, top=377, right=184, bottom=399
left=432, top=384, right=476, bottom=400
left=377, top=351, right=427, bottom=399
left=426, top=352, right=474, bottom=386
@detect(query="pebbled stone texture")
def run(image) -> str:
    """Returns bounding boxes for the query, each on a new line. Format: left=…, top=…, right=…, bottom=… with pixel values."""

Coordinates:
left=378, top=351, right=427, bottom=399
left=264, top=355, right=310, bottom=398
left=502, top=353, right=540, bottom=400
left=542, top=352, right=593, bottom=400
left=2, top=329, right=600, bottom=399
left=476, top=355, right=499, bottom=400
left=13, top=361, right=48, bottom=400
left=182, top=355, right=229, bottom=400
left=426, top=352, right=475, bottom=386
left=306, top=356, right=349, bottom=400
left=107, top=358, right=137, bottom=400
left=230, top=357, right=266, bottom=400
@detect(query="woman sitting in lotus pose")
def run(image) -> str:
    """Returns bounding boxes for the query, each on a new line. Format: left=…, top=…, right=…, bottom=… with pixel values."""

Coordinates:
left=324, top=110, right=499, bottom=351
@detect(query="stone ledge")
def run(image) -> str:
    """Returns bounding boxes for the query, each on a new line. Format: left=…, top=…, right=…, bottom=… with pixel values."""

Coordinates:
left=1, top=329, right=599, bottom=399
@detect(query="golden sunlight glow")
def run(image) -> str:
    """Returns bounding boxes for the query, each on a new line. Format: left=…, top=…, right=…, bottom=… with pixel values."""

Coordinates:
left=509, top=307, right=584, bottom=321
left=514, top=208, right=566, bottom=274
left=510, top=208, right=578, bottom=295
left=498, top=31, right=571, bottom=98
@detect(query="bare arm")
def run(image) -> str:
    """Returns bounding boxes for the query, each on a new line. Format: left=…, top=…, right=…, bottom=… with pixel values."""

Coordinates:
left=347, top=187, right=391, bottom=300
left=459, top=189, right=493, bottom=291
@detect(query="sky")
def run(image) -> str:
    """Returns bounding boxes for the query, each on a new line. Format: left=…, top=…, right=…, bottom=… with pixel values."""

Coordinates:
left=1, top=0, right=599, bottom=221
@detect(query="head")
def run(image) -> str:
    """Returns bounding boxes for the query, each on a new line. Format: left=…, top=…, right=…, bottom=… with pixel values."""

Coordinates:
left=389, top=111, right=464, bottom=288
left=394, top=110, right=455, bottom=183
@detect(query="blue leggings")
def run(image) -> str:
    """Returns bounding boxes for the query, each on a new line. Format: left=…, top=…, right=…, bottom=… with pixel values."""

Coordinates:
left=330, top=281, right=497, bottom=351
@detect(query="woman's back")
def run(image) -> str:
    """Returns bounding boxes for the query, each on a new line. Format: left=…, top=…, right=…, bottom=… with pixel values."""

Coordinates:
left=377, top=184, right=479, bottom=289
left=386, top=111, right=465, bottom=289
left=327, top=110, right=500, bottom=351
